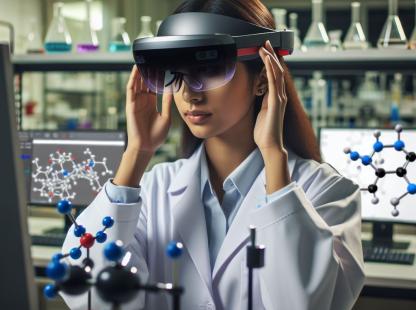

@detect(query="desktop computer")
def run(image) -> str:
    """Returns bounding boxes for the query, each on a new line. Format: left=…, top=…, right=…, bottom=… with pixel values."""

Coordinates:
left=319, top=127, right=416, bottom=265
left=0, top=43, right=38, bottom=309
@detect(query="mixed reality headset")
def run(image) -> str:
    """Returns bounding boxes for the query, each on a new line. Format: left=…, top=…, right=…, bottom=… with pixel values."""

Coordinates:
left=132, top=12, right=294, bottom=94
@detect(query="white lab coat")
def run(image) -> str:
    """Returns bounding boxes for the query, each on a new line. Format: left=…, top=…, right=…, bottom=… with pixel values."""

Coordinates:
left=61, top=144, right=365, bottom=310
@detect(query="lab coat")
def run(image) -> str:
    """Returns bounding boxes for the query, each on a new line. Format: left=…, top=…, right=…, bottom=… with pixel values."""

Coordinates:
left=61, top=144, right=365, bottom=310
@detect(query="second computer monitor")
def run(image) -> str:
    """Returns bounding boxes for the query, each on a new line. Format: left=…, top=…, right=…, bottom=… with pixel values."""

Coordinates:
left=319, top=127, right=416, bottom=224
left=20, top=130, right=126, bottom=207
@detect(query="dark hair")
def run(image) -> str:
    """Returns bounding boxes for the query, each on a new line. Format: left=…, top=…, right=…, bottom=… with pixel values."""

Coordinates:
left=173, top=0, right=322, bottom=163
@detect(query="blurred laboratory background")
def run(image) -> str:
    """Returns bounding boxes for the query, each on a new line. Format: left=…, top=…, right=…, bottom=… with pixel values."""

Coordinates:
left=1, top=0, right=416, bottom=309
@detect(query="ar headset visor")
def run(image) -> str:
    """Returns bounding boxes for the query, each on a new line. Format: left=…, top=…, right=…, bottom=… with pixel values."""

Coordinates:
left=132, top=12, right=294, bottom=94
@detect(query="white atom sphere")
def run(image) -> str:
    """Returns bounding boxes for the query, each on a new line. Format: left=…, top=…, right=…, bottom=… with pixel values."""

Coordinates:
left=394, top=124, right=403, bottom=133
left=371, top=197, right=379, bottom=204
left=390, top=197, right=400, bottom=206
left=343, top=147, right=351, bottom=154
left=373, top=130, right=381, bottom=138
left=391, top=208, right=399, bottom=217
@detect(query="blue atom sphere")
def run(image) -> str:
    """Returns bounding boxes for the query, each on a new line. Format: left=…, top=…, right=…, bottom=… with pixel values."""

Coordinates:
left=361, top=155, right=372, bottom=166
left=46, top=261, right=68, bottom=281
left=104, top=240, right=124, bottom=262
left=43, top=284, right=58, bottom=299
left=57, top=199, right=72, bottom=214
left=350, top=151, right=360, bottom=161
left=166, top=241, right=183, bottom=259
left=408, top=183, right=416, bottom=195
left=69, top=247, right=82, bottom=260
left=373, top=141, right=384, bottom=152
left=74, top=225, right=86, bottom=237
left=102, top=216, right=114, bottom=228
left=394, top=140, right=405, bottom=151
left=95, top=231, right=107, bottom=243
left=51, top=253, right=64, bottom=262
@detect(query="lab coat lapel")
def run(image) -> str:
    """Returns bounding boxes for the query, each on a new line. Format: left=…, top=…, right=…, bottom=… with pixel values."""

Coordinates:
left=167, top=144, right=213, bottom=295
left=212, top=149, right=297, bottom=280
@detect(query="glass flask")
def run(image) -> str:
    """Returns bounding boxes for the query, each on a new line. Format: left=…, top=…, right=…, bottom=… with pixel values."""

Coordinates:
left=377, top=0, right=407, bottom=48
left=136, top=16, right=154, bottom=39
left=289, top=13, right=302, bottom=50
left=343, top=2, right=369, bottom=49
left=44, top=2, right=72, bottom=53
left=303, top=0, right=330, bottom=50
left=109, top=17, right=131, bottom=52
left=409, top=0, right=416, bottom=49
left=77, top=0, right=99, bottom=52
left=271, top=8, right=287, bottom=31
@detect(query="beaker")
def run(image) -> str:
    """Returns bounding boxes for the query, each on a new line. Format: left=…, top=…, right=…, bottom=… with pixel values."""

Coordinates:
left=303, top=0, right=330, bottom=50
left=377, top=0, right=407, bottom=48
left=271, top=8, right=287, bottom=31
left=343, top=2, right=369, bottom=49
left=409, top=0, right=416, bottom=49
left=109, top=17, right=131, bottom=52
left=289, top=13, right=302, bottom=50
left=136, top=16, right=154, bottom=39
left=44, top=2, right=72, bottom=53
left=76, top=0, right=99, bottom=52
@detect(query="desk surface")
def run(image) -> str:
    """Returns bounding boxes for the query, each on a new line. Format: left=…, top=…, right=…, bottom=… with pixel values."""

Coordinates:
left=29, top=217, right=416, bottom=290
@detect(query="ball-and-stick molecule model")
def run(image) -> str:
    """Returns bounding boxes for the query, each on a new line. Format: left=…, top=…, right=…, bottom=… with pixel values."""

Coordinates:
left=343, top=124, right=416, bottom=217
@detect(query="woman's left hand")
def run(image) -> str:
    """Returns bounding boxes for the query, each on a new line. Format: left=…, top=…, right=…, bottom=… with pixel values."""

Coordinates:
left=254, top=40, right=288, bottom=154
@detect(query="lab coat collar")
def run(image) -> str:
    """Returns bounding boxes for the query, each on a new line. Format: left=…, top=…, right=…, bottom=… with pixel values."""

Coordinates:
left=167, top=142, right=297, bottom=292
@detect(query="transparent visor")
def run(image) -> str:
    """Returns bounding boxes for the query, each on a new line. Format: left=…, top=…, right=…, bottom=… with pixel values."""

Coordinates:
left=137, top=61, right=237, bottom=94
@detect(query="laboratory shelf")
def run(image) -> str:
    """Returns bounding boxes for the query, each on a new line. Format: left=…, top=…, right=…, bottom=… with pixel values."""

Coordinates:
left=12, top=48, right=416, bottom=73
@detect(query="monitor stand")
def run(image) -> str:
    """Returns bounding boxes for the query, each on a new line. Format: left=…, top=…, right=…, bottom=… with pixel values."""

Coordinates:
left=362, top=222, right=410, bottom=250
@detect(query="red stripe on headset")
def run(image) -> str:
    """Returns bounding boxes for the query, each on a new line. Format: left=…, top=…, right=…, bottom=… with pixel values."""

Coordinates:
left=237, top=47, right=290, bottom=57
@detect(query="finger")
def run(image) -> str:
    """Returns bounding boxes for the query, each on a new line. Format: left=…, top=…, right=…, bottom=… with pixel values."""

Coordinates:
left=265, top=40, right=284, bottom=73
left=161, top=92, right=173, bottom=120
left=258, top=49, right=277, bottom=99
left=260, top=46, right=286, bottom=100
left=126, top=65, right=139, bottom=102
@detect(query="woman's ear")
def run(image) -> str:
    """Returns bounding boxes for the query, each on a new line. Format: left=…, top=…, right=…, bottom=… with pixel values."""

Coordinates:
left=253, top=66, right=268, bottom=96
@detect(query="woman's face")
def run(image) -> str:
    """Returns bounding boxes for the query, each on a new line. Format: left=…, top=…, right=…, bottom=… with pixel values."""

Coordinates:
left=173, top=62, right=260, bottom=139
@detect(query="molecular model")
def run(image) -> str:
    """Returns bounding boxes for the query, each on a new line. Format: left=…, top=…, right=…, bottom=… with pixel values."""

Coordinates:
left=43, top=199, right=185, bottom=310
left=32, top=148, right=113, bottom=202
left=343, top=124, right=416, bottom=217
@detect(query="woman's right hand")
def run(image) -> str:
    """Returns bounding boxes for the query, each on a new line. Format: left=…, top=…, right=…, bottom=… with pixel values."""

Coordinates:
left=125, top=65, right=173, bottom=153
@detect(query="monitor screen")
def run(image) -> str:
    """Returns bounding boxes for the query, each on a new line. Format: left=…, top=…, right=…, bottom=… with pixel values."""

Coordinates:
left=19, top=131, right=126, bottom=207
left=319, top=127, right=416, bottom=224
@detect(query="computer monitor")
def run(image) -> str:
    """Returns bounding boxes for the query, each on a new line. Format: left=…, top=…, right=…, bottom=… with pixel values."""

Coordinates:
left=0, top=43, right=38, bottom=308
left=319, top=127, right=416, bottom=248
left=20, top=130, right=126, bottom=208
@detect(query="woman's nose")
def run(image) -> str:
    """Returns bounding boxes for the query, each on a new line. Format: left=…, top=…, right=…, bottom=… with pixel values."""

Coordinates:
left=182, top=83, right=204, bottom=103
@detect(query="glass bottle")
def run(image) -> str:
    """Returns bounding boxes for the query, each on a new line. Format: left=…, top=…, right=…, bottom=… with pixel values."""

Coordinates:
left=409, top=0, right=416, bottom=49
left=271, top=8, right=287, bottom=31
left=44, top=2, right=72, bottom=53
left=109, top=17, right=131, bottom=52
left=136, top=16, right=154, bottom=39
left=289, top=13, right=302, bottom=50
left=343, top=2, right=369, bottom=49
left=303, top=0, right=330, bottom=50
left=77, top=0, right=99, bottom=52
left=377, top=0, right=408, bottom=48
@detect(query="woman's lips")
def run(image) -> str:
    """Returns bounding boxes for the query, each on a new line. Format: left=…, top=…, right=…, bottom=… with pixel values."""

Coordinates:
left=185, top=113, right=212, bottom=124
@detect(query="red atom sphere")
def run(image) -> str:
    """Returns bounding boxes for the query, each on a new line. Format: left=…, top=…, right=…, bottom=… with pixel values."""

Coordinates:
left=80, top=233, right=95, bottom=248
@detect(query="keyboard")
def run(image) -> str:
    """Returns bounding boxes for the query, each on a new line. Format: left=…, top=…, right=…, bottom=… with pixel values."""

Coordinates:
left=31, top=233, right=66, bottom=247
left=363, top=245, right=415, bottom=265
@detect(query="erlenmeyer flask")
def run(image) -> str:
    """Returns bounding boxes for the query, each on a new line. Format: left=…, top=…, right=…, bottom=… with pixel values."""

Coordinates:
left=44, top=2, right=72, bottom=53
left=289, top=13, right=302, bottom=50
left=136, top=16, right=154, bottom=39
left=77, top=0, right=99, bottom=52
left=303, top=0, right=330, bottom=50
left=377, top=0, right=408, bottom=48
left=271, top=8, right=287, bottom=31
left=343, top=2, right=369, bottom=49
left=109, top=17, right=131, bottom=52
left=409, top=0, right=416, bottom=49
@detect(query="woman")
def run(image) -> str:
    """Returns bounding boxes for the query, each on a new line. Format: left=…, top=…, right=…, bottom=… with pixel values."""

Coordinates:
left=62, top=0, right=365, bottom=309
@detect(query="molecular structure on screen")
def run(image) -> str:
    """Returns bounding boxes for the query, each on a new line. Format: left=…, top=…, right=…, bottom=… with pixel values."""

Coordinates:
left=343, top=124, right=416, bottom=217
left=44, top=236, right=185, bottom=310
left=32, top=148, right=113, bottom=202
